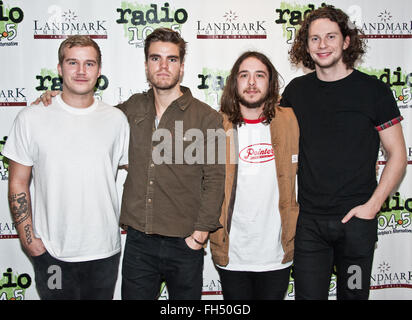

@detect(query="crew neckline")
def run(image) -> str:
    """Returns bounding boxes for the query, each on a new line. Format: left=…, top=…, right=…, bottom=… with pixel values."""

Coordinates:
left=314, top=69, right=357, bottom=86
left=57, top=94, right=98, bottom=115
left=242, top=117, right=266, bottom=124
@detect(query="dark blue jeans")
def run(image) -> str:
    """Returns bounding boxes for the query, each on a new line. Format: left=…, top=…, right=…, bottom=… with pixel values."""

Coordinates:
left=293, top=214, right=378, bottom=300
left=121, top=227, right=204, bottom=300
left=217, top=266, right=291, bottom=300
left=31, top=251, right=120, bottom=300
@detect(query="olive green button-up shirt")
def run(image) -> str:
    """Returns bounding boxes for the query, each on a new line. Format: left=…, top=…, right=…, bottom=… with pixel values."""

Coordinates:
left=117, top=86, right=225, bottom=237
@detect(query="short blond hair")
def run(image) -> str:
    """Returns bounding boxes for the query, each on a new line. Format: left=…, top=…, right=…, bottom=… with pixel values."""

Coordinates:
left=58, top=35, right=102, bottom=66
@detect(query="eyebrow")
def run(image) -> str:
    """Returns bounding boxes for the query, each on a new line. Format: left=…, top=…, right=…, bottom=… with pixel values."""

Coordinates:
left=149, top=54, right=180, bottom=60
left=238, top=70, right=267, bottom=75
left=64, top=58, right=97, bottom=63
left=309, top=31, right=340, bottom=37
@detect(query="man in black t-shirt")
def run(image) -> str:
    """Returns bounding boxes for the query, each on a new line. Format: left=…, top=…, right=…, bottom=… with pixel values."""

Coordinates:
left=280, top=5, right=407, bottom=300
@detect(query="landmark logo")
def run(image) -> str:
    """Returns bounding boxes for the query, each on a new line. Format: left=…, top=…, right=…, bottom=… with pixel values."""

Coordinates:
left=359, top=10, right=412, bottom=39
left=0, top=218, right=17, bottom=239
left=370, top=261, right=412, bottom=289
left=34, top=6, right=107, bottom=39
left=197, top=11, right=266, bottom=39
left=0, top=87, right=26, bottom=106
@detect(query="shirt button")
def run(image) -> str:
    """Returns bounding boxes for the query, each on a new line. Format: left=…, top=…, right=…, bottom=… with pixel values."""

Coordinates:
left=148, top=198, right=152, bottom=203
left=149, top=180, right=154, bottom=185
left=150, top=163, right=155, bottom=168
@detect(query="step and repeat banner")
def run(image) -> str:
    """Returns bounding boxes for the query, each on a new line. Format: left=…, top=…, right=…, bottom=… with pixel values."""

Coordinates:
left=0, top=0, right=411, bottom=300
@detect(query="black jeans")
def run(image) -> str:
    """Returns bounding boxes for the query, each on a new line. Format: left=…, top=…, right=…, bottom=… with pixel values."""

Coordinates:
left=293, top=215, right=378, bottom=300
left=31, top=251, right=120, bottom=300
left=121, top=228, right=204, bottom=300
left=217, top=266, right=291, bottom=300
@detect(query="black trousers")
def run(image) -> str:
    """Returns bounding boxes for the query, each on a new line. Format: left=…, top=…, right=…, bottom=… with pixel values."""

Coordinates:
left=31, top=251, right=120, bottom=300
left=217, top=266, right=291, bottom=300
left=293, top=214, right=378, bottom=300
left=121, top=228, right=204, bottom=300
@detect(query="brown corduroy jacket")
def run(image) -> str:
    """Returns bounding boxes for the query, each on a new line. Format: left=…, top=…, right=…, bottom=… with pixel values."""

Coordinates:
left=209, top=106, right=300, bottom=266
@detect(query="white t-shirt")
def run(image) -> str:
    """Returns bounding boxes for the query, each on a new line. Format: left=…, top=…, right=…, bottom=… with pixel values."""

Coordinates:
left=3, top=95, right=130, bottom=262
left=219, top=118, right=292, bottom=272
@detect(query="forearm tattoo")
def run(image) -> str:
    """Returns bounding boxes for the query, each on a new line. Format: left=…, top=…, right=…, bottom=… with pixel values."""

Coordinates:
left=24, top=224, right=32, bottom=245
left=9, top=192, right=29, bottom=226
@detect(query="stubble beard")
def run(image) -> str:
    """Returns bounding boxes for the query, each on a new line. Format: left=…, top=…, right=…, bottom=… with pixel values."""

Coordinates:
left=147, top=73, right=180, bottom=91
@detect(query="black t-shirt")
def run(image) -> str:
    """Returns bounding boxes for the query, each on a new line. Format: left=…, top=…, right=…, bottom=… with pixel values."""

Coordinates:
left=280, top=69, right=402, bottom=219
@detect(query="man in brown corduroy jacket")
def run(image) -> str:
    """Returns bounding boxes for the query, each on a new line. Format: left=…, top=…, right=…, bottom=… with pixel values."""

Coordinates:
left=209, top=51, right=300, bottom=300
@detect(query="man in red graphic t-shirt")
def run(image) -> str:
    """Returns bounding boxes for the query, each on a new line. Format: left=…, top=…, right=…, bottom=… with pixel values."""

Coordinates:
left=209, top=51, right=299, bottom=300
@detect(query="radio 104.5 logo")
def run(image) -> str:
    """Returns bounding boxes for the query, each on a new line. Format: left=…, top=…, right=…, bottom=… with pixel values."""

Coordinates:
left=0, top=268, right=32, bottom=300
left=116, top=2, right=188, bottom=48
left=0, top=0, right=23, bottom=46
left=377, top=192, right=412, bottom=236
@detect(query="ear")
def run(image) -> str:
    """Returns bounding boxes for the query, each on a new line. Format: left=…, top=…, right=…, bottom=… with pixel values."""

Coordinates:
left=343, top=35, right=350, bottom=50
left=178, top=62, right=185, bottom=82
left=180, top=62, right=184, bottom=77
left=57, top=64, right=62, bottom=77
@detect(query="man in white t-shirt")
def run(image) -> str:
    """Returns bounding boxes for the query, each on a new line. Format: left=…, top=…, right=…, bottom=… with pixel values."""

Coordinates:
left=209, top=51, right=299, bottom=299
left=3, top=36, right=129, bottom=300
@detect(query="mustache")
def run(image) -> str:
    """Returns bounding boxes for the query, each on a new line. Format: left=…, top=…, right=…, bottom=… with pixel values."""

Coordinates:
left=243, top=87, right=260, bottom=93
left=236, top=88, right=269, bottom=109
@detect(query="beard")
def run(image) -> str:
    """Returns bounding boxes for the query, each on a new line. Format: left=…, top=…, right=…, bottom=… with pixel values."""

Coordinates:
left=147, top=73, right=180, bottom=91
left=237, top=90, right=269, bottom=109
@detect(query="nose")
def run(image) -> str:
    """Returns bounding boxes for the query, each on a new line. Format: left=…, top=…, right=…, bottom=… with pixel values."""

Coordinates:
left=248, top=75, right=256, bottom=86
left=77, top=63, right=86, bottom=74
left=318, top=37, right=327, bottom=49
left=160, top=58, right=168, bottom=69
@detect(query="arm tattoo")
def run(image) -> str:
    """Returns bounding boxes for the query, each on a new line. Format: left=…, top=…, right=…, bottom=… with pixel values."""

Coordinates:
left=24, top=224, right=32, bottom=245
left=9, top=192, right=30, bottom=226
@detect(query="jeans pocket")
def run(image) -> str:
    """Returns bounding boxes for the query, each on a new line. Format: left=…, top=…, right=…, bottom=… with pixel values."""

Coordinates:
left=352, top=216, right=377, bottom=222
left=181, top=237, right=204, bottom=253
left=31, top=250, right=48, bottom=261
left=30, top=251, right=51, bottom=272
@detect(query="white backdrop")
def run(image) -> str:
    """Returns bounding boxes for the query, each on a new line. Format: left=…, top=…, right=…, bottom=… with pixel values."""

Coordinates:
left=0, top=0, right=411, bottom=300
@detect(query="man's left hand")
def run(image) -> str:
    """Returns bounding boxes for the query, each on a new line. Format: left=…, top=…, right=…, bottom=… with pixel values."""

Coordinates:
left=341, top=203, right=378, bottom=223
left=185, top=230, right=209, bottom=250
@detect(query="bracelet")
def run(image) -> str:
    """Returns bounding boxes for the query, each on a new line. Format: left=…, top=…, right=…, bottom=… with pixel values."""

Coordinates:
left=192, top=237, right=205, bottom=246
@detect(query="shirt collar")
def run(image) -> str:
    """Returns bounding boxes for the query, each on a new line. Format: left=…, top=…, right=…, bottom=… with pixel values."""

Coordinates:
left=146, top=85, right=193, bottom=112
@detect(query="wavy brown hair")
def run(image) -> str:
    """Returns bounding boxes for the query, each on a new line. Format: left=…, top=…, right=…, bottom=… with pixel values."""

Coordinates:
left=144, top=27, right=187, bottom=62
left=220, top=51, right=280, bottom=126
left=289, top=5, right=366, bottom=70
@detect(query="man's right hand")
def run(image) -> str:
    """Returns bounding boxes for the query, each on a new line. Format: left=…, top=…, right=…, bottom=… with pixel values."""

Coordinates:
left=26, top=237, right=47, bottom=257
left=31, top=90, right=60, bottom=106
